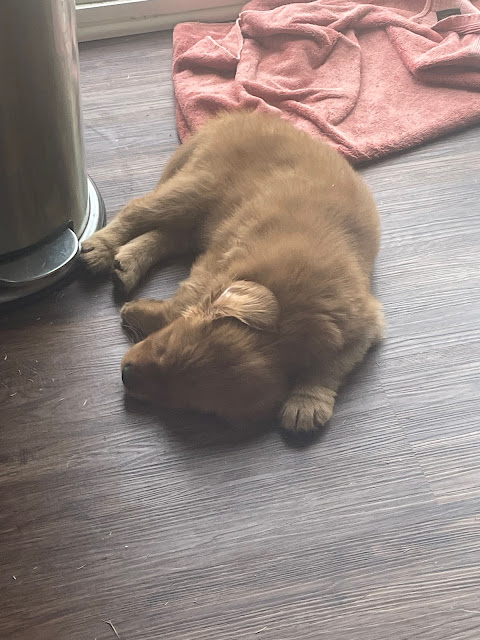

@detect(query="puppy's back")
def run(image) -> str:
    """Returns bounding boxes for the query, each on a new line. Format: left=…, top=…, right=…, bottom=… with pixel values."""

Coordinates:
left=188, top=110, right=380, bottom=276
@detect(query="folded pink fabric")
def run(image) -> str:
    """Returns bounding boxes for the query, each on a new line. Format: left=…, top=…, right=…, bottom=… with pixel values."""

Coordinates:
left=172, top=0, right=480, bottom=163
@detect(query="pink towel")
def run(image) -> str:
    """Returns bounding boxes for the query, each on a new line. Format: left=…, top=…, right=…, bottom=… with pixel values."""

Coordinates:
left=172, top=0, right=480, bottom=163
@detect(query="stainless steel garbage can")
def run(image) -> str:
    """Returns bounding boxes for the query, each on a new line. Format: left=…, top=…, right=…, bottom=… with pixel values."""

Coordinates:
left=0, top=0, right=105, bottom=302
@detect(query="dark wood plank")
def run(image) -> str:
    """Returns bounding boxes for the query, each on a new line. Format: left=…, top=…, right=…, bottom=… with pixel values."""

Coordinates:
left=1, top=30, right=480, bottom=640
left=361, top=131, right=480, bottom=506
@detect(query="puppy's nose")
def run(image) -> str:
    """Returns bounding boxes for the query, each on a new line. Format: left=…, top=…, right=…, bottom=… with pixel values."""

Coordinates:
left=122, top=363, right=137, bottom=389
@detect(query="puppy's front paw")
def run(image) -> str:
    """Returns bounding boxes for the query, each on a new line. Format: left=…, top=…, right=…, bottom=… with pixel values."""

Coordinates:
left=112, top=252, right=142, bottom=299
left=121, top=300, right=168, bottom=342
left=80, top=235, right=115, bottom=274
left=280, top=387, right=336, bottom=432
left=121, top=301, right=149, bottom=342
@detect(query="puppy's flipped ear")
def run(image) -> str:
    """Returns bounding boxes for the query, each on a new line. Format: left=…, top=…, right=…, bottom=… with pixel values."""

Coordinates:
left=212, top=281, right=279, bottom=331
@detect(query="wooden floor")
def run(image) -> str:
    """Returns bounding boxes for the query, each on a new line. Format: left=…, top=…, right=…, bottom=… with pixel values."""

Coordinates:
left=1, top=31, right=479, bottom=640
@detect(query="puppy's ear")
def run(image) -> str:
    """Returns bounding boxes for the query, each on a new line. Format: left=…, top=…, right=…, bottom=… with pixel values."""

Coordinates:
left=212, top=281, right=279, bottom=331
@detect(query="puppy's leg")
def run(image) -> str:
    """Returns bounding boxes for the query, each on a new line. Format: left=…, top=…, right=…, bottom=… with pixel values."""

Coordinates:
left=112, top=229, right=191, bottom=298
left=281, top=304, right=385, bottom=432
left=81, top=169, right=209, bottom=274
left=121, top=258, right=215, bottom=340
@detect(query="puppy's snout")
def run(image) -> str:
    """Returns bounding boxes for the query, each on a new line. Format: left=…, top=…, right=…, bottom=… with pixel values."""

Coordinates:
left=122, top=363, right=138, bottom=389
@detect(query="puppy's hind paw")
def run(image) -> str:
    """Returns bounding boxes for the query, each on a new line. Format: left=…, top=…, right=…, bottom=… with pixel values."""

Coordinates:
left=280, top=387, right=336, bottom=433
left=80, top=236, right=115, bottom=274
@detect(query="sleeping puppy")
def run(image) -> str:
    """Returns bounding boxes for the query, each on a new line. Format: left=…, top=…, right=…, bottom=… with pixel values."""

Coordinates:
left=81, top=110, right=384, bottom=431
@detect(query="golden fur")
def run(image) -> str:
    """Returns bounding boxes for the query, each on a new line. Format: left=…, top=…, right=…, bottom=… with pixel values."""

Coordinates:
left=81, top=111, right=384, bottom=431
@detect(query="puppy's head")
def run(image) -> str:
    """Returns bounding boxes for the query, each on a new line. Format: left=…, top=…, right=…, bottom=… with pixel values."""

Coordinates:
left=121, top=281, right=286, bottom=423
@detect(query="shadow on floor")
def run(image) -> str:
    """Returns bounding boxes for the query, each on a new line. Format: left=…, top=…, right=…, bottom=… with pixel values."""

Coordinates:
left=123, top=394, right=330, bottom=451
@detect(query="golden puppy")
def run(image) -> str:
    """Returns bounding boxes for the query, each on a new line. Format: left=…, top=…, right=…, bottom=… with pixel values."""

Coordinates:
left=82, top=111, right=383, bottom=431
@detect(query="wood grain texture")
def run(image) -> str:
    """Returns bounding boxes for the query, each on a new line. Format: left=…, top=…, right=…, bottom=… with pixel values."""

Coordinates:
left=1, top=31, right=479, bottom=640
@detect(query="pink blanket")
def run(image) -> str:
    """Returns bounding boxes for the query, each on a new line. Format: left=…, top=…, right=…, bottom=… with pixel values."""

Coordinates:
left=172, top=0, right=480, bottom=163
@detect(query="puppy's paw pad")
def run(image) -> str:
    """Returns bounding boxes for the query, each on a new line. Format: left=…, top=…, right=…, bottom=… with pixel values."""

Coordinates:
left=80, top=236, right=115, bottom=274
left=280, top=387, right=335, bottom=432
